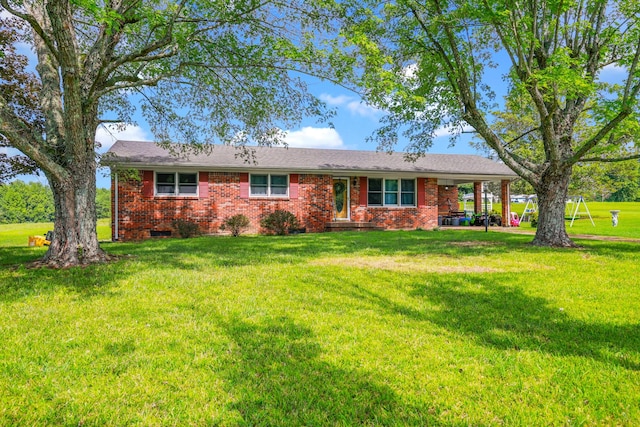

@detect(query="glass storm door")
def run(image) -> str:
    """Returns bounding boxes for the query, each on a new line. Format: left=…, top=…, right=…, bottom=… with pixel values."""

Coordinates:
left=333, top=178, right=349, bottom=220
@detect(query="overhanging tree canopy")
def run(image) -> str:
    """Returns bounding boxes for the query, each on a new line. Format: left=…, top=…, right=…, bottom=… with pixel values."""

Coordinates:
left=345, top=0, right=640, bottom=246
left=0, top=0, right=350, bottom=266
left=0, top=16, right=40, bottom=183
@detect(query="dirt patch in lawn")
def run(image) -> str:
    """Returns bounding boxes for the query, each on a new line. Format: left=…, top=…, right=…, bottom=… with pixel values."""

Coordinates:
left=309, top=256, right=503, bottom=274
left=448, top=241, right=501, bottom=247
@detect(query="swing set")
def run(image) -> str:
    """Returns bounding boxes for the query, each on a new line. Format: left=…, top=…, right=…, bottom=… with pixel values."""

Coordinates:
left=565, top=195, right=595, bottom=227
left=519, top=195, right=594, bottom=227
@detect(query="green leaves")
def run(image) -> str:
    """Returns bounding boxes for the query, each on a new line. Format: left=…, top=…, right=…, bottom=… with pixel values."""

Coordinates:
left=530, top=48, right=597, bottom=99
left=344, top=0, right=640, bottom=163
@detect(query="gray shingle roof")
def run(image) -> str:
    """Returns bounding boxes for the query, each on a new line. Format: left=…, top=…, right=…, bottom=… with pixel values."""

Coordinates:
left=106, top=140, right=517, bottom=181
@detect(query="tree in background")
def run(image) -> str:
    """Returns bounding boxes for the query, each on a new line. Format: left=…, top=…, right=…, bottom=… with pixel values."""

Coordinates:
left=606, top=160, right=640, bottom=202
left=95, top=188, right=111, bottom=220
left=0, top=181, right=54, bottom=223
left=0, top=181, right=111, bottom=223
left=1, top=1, right=350, bottom=266
left=571, top=161, right=640, bottom=202
left=346, top=0, right=640, bottom=246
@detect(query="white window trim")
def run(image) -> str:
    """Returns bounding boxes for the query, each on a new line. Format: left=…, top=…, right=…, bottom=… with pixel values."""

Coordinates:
left=249, top=173, right=289, bottom=198
left=368, top=177, right=416, bottom=207
left=155, top=171, right=199, bottom=197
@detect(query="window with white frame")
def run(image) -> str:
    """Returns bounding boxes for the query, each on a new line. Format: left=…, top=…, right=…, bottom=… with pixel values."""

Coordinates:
left=368, top=178, right=416, bottom=206
left=250, top=174, right=289, bottom=197
left=156, top=172, right=198, bottom=196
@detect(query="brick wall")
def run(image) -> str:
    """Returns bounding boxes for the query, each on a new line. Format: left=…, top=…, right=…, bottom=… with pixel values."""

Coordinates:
left=350, top=177, right=438, bottom=229
left=112, top=170, right=440, bottom=240
left=501, top=179, right=511, bottom=227
left=437, top=185, right=459, bottom=214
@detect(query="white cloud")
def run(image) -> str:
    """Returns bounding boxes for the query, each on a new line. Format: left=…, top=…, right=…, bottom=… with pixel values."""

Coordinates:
left=599, top=63, right=628, bottom=84
left=433, top=123, right=474, bottom=138
left=319, top=93, right=380, bottom=118
left=95, top=123, right=151, bottom=152
left=346, top=101, right=380, bottom=118
left=601, top=63, right=627, bottom=75
left=401, top=63, right=419, bottom=80
left=284, top=127, right=344, bottom=149
left=320, top=94, right=352, bottom=106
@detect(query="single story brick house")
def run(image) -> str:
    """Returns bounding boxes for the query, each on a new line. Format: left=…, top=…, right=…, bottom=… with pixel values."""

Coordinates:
left=106, top=140, right=518, bottom=241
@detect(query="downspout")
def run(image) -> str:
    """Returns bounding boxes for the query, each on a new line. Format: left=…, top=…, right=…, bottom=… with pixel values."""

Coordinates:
left=114, top=171, right=119, bottom=241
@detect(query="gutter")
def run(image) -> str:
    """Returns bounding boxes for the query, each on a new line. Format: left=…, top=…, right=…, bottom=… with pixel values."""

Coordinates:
left=108, top=162, right=518, bottom=182
left=114, top=171, right=119, bottom=241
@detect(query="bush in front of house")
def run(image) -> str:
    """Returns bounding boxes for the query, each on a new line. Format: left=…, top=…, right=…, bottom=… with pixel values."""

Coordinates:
left=220, top=214, right=251, bottom=237
left=260, top=210, right=299, bottom=235
left=172, top=219, right=201, bottom=238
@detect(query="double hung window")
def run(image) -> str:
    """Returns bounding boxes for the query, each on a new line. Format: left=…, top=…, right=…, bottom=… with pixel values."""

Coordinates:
left=156, top=172, right=198, bottom=196
left=250, top=174, right=288, bottom=197
left=368, top=178, right=416, bottom=206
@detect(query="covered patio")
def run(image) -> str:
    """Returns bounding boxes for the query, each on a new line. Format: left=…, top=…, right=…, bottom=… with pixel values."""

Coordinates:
left=437, top=179, right=513, bottom=227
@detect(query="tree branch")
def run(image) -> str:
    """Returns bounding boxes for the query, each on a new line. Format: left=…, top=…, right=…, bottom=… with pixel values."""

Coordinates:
left=571, top=82, right=640, bottom=163
left=101, top=1, right=186, bottom=78
left=1, top=0, right=61, bottom=64
left=580, top=153, right=640, bottom=163
left=0, top=96, right=69, bottom=182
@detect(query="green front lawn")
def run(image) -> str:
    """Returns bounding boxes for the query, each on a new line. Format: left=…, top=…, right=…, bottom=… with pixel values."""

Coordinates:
left=0, top=218, right=112, bottom=248
left=474, top=201, right=640, bottom=239
left=1, top=230, right=639, bottom=425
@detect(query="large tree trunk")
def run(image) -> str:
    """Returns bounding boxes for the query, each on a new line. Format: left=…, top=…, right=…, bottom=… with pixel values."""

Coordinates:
left=531, top=165, right=575, bottom=247
left=41, top=158, right=108, bottom=268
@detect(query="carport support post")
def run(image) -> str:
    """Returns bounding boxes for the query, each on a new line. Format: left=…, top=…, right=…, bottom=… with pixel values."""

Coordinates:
left=473, top=182, right=482, bottom=214
left=501, top=179, right=511, bottom=227
left=484, top=183, right=489, bottom=232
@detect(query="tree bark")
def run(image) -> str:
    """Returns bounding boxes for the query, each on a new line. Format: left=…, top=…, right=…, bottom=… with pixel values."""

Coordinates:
left=531, top=165, right=576, bottom=247
left=41, top=161, right=108, bottom=268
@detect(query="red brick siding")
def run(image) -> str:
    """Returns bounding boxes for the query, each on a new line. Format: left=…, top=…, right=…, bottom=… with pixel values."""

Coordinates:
left=350, top=177, right=438, bottom=229
left=501, top=179, right=511, bottom=227
left=473, top=182, right=482, bottom=214
left=112, top=171, right=441, bottom=241
left=437, top=185, right=459, bottom=214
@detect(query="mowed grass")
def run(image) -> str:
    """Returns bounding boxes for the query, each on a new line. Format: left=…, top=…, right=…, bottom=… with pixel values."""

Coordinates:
left=0, top=218, right=112, bottom=248
left=0, top=229, right=639, bottom=425
left=482, top=201, right=640, bottom=239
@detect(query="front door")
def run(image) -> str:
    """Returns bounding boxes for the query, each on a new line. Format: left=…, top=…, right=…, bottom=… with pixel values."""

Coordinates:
left=332, top=178, right=350, bottom=220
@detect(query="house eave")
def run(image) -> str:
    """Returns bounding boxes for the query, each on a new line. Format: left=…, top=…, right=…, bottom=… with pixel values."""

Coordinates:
left=108, top=160, right=517, bottom=183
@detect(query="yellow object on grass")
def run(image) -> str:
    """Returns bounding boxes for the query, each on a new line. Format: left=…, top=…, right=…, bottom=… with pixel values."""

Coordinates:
left=28, top=235, right=50, bottom=247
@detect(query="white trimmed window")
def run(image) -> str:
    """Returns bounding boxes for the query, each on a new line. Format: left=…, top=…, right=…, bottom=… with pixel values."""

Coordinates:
left=156, top=172, right=198, bottom=196
left=368, top=178, right=415, bottom=206
left=250, top=174, right=289, bottom=197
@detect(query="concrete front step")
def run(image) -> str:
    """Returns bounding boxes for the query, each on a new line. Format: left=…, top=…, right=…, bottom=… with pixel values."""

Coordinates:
left=325, top=221, right=384, bottom=232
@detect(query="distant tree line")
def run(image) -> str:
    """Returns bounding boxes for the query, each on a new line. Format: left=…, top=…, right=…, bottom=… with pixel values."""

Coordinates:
left=0, top=181, right=110, bottom=224
left=459, top=160, right=640, bottom=203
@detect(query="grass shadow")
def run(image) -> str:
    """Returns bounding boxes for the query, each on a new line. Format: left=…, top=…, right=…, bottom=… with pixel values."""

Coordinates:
left=405, top=276, right=640, bottom=371
left=212, top=314, right=447, bottom=426
left=0, top=246, right=131, bottom=302
left=314, top=269, right=639, bottom=371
